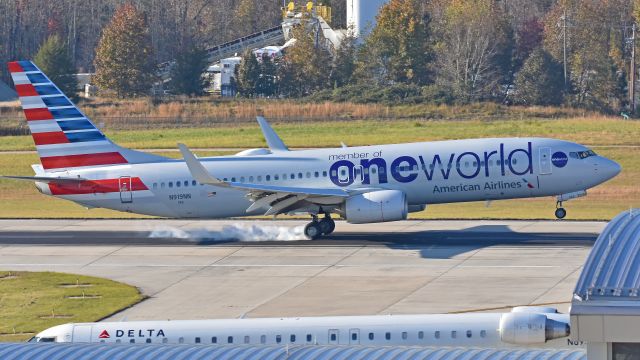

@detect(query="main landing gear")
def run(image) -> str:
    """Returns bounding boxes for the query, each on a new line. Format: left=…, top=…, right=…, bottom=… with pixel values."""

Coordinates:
left=555, top=201, right=567, bottom=219
left=304, top=214, right=336, bottom=240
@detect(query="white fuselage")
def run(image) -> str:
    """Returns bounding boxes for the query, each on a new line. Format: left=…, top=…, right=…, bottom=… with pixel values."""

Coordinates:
left=32, top=311, right=582, bottom=348
left=39, top=137, right=620, bottom=219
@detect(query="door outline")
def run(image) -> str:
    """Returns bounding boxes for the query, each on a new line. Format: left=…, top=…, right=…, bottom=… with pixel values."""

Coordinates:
left=72, top=325, right=92, bottom=343
left=119, top=176, right=133, bottom=203
left=353, top=165, right=364, bottom=183
left=539, top=147, right=552, bottom=175
left=349, top=328, right=360, bottom=345
left=328, top=329, right=339, bottom=344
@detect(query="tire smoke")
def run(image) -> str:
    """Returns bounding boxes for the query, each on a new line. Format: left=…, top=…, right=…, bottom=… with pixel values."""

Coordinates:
left=148, top=223, right=306, bottom=241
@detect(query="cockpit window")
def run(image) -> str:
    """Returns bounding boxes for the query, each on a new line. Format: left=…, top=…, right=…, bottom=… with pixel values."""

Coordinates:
left=27, top=337, right=37, bottom=343
left=569, top=150, right=597, bottom=159
left=39, top=337, right=56, bottom=342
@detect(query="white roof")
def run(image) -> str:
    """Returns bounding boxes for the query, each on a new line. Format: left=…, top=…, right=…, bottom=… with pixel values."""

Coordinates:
left=572, top=209, right=640, bottom=314
left=0, top=344, right=586, bottom=360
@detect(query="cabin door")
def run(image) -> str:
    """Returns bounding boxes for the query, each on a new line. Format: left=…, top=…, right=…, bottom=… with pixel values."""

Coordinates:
left=72, top=325, right=92, bottom=343
left=119, top=176, right=133, bottom=203
left=539, top=147, right=552, bottom=175
left=328, top=329, right=339, bottom=344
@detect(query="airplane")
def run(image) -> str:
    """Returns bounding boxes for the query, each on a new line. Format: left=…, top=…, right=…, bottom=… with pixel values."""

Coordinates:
left=30, top=307, right=578, bottom=348
left=5, top=60, right=621, bottom=239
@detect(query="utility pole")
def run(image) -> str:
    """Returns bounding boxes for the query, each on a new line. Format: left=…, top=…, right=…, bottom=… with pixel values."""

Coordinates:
left=630, top=23, right=636, bottom=113
left=562, top=7, right=568, bottom=89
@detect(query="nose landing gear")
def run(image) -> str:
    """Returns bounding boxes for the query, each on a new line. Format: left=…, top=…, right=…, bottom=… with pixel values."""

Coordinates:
left=555, top=201, right=567, bottom=219
left=303, top=214, right=336, bottom=240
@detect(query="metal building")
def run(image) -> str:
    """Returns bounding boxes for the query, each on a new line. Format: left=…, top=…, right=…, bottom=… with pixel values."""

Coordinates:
left=346, top=0, right=389, bottom=38
left=571, top=209, right=640, bottom=359
left=0, top=343, right=586, bottom=360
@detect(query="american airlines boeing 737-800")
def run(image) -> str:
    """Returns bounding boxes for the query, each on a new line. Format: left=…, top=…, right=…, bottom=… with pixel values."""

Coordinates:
left=31, top=307, right=577, bottom=349
left=5, top=61, right=621, bottom=239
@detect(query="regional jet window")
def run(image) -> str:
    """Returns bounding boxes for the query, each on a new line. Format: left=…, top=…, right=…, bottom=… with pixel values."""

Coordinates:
left=249, top=176, right=254, bottom=182
left=306, top=172, right=311, bottom=178
left=232, top=177, right=236, bottom=182
left=176, top=181, right=181, bottom=187
left=418, top=331, right=424, bottom=339
left=402, top=332, right=407, bottom=340
left=434, top=331, right=440, bottom=339
left=274, top=175, right=279, bottom=180
left=161, top=182, right=165, bottom=189
left=192, top=180, right=197, bottom=186
left=227, top=336, right=233, bottom=344
left=195, top=337, right=201, bottom=344
left=116, top=339, right=121, bottom=343
left=211, top=336, right=217, bottom=344
left=371, top=167, right=376, bottom=174
left=179, top=337, right=184, bottom=343
left=298, top=173, right=303, bottom=179
left=451, top=331, right=457, bottom=339
left=240, top=177, right=245, bottom=182
left=306, top=334, right=312, bottom=342
left=146, top=338, right=151, bottom=343
left=244, top=336, right=250, bottom=344
left=290, top=174, right=295, bottom=180
left=466, top=330, right=472, bottom=338
left=257, top=176, right=262, bottom=182
left=184, top=180, right=189, bottom=187
left=290, top=334, right=296, bottom=342
left=352, top=333, right=358, bottom=341
left=162, top=338, right=168, bottom=344
left=368, top=333, right=374, bottom=340
left=130, top=339, right=135, bottom=343
left=480, top=330, right=486, bottom=338
left=266, top=175, right=271, bottom=181
left=169, top=182, right=173, bottom=188
left=322, top=171, right=328, bottom=177
left=260, top=335, right=266, bottom=344
left=330, top=333, right=337, bottom=342
left=224, top=178, right=228, bottom=182
left=276, top=335, right=282, bottom=343
left=314, top=171, right=319, bottom=178
left=385, top=332, right=391, bottom=340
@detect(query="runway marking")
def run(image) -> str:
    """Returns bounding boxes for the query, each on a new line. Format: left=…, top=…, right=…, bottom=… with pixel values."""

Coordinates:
left=0, top=235, right=70, bottom=239
left=457, top=265, right=559, bottom=268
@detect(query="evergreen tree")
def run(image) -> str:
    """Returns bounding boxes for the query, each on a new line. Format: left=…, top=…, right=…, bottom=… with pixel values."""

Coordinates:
left=257, top=54, right=277, bottom=97
left=169, top=46, right=209, bottom=96
left=514, top=48, right=564, bottom=106
left=93, top=3, right=155, bottom=97
left=236, top=50, right=261, bottom=97
left=330, top=32, right=357, bottom=88
left=34, top=35, right=78, bottom=101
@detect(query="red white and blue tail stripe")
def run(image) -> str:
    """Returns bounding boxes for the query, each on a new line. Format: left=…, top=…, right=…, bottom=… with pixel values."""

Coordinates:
left=8, top=60, right=164, bottom=172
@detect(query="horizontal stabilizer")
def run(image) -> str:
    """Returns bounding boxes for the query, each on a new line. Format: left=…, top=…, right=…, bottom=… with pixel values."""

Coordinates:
left=2, top=175, right=87, bottom=183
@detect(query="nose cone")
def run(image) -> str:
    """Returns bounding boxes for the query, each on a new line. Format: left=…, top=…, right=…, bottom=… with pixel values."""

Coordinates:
left=599, top=157, right=621, bottom=182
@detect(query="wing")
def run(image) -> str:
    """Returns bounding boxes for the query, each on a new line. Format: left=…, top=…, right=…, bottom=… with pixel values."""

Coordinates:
left=179, top=144, right=355, bottom=215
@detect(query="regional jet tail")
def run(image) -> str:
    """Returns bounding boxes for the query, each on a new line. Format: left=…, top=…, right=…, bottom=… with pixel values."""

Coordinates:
left=31, top=307, right=575, bottom=348
left=5, top=60, right=621, bottom=239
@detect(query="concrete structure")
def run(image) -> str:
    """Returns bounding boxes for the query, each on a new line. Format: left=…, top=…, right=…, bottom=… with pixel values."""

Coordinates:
left=0, top=343, right=587, bottom=359
left=571, top=209, right=640, bottom=359
left=0, top=219, right=599, bottom=322
left=347, top=0, right=388, bottom=38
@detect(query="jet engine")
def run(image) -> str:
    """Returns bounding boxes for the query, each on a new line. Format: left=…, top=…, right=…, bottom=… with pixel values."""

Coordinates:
left=499, top=312, right=570, bottom=345
left=344, top=190, right=407, bottom=224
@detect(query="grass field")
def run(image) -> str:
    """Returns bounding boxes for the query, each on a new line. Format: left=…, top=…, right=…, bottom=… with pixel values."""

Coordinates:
left=1, top=117, right=639, bottom=151
left=0, top=271, right=143, bottom=342
left=0, top=146, right=636, bottom=220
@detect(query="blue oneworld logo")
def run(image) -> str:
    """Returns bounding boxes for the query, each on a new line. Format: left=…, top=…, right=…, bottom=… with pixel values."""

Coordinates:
left=551, top=151, right=568, bottom=168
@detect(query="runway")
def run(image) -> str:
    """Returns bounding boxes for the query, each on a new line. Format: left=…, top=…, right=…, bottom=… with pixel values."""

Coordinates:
left=0, top=219, right=602, bottom=320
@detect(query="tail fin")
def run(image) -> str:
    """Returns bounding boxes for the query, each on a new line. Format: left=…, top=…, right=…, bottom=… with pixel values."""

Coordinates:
left=7, top=60, right=165, bottom=172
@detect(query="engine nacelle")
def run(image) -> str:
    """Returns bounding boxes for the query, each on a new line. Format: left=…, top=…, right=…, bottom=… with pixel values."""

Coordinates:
left=344, top=190, right=407, bottom=224
left=499, top=312, right=570, bottom=345
left=408, top=204, right=426, bottom=213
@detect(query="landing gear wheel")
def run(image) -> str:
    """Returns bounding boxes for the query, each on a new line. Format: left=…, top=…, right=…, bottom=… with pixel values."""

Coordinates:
left=555, top=207, right=567, bottom=219
left=304, top=222, right=322, bottom=240
left=318, top=216, right=336, bottom=235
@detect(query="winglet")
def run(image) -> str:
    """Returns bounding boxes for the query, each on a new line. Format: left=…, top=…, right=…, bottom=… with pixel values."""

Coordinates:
left=178, top=143, right=228, bottom=187
left=257, top=116, right=288, bottom=152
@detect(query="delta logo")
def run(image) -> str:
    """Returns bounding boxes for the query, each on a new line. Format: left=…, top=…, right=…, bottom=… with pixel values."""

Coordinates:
left=522, top=178, right=535, bottom=189
left=98, top=330, right=110, bottom=339
left=551, top=151, right=568, bottom=168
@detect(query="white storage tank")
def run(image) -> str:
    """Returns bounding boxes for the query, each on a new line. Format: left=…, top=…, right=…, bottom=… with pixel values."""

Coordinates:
left=346, top=0, right=389, bottom=38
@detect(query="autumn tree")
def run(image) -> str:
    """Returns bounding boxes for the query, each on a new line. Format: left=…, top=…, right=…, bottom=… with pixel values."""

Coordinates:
left=432, top=0, right=513, bottom=102
left=169, top=46, right=209, bottom=96
left=356, top=0, right=433, bottom=86
left=34, top=35, right=78, bottom=101
left=93, top=4, right=156, bottom=97
left=330, top=31, right=357, bottom=87
left=514, top=48, right=564, bottom=105
left=236, top=49, right=261, bottom=97
left=257, top=54, right=277, bottom=97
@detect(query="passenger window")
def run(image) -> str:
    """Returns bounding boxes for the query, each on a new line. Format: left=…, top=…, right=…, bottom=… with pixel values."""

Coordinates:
left=249, top=176, right=254, bottom=182
left=371, top=168, right=377, bottom=174
left=352, top=333, right=357, bottom=341
left=162, top=338, right=168, bottom=344
left=322, top=171, right=328, bottom=177
left=232, top=177, right=236, bottom=182
left=290, top=174, right=295, bottom=179
left=314, top=172, right=319, bottom=178
left=385, top=332, right=391, bottom=340
left=276, top=335, right=282, bottom=343
left=224, top=178, right=228, bottom=182
left=298, top=173, right=303, bottom=179
left=290, top=334, right=296, bottom=342
left=266, top=175, right=271, bottom=181
left=434, top=331, right=440, bottom=339
left=169, top=182, right=173, bottom=188
left=176, top=181, right=180, bottom=187
left=161, top=182, right=165, bottom=189
left=244, top=336, right=250, bottom=344
left=179, top=337, right=184, bottom=343
left=116, top=339, right=121, bottom=343
left=402, top=332, right=407, bottom=340
left=195, top=337, right=201, bottom=343
left=240, top=177, right=245, bottom=182
left=306, top=334, right=312, bottom=342
left=260, top=335, right=266, bottom=344
left=513, top=159, right=517, bottom=164
left=129, top=339, right=135, bottom=343
left=282, top=174, right=286, bottom=180
left=418, top=331, right=424, bottom=339
left=146, top=338, right=151, bottom=343
left=153, top=183, right=157, bottom=189
left=451, top=331, right=457, bottom=338
left=480, top=330, right=487, bottom=338
left=192, top=180, right=197, bottom=186
left=257, top=176, right=262, bottom=181
left=330, top=333, right=337, bottom=341
left=184, top=180, right=188, bottom=187
left=227, top=336, right=233, bottom=344
left=369, top=333, right=374, bottom=340
left=466, top=330, right=472, bottom=338
left=211, top=336, right=217, bottom=344
left=306, top=172, right=311, bottom=178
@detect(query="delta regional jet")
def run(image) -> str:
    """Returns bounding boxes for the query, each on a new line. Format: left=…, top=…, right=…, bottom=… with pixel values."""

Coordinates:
left=5, top=61, right=621, bottom=239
